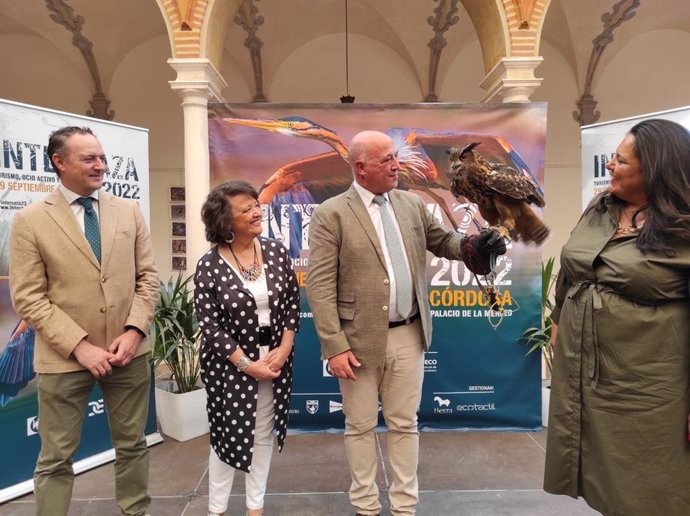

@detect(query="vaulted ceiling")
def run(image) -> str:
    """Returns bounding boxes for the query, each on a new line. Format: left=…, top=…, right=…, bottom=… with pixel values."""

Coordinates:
left=1, top=0, right=687, bottom=117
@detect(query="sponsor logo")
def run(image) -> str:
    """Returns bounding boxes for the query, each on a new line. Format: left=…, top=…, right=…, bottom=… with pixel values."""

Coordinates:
left=322, top=360, right=333, bottom=377
left=289, top=409, right=300, bottom=414
left=424, top=352, right=438, bottom=373
left=433, top=396, right=450, bottom=407
left=329, top=400, right=343, bottom=413
left=88, top=399, right=105, bottom=417
left=26, top=416, right=39, bottom=436
left=306, top=400, right=319, bottom=414
left=456, top=402, right=496, bottom=412
left=432, top=394, right=453, bottom=414
left=593, top=153, right=614, bottom=178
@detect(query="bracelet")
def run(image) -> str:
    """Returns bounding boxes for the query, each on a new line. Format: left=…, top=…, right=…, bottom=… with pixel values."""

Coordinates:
left=235, top=355, right=251, bottom=372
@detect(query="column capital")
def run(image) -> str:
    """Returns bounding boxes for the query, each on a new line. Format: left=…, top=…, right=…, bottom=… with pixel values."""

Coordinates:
left=167, top=58, right=228, bottom=103
left=480, top=57, right=544, bottom=103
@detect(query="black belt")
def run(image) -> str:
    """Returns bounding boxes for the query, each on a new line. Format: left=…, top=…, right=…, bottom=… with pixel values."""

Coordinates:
left=389, top=313, right=419, bottom=328
left=259, top=326, right=272, bottom=345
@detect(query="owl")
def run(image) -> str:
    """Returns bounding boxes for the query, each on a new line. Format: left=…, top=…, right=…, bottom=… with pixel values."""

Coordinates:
left=446, top=142, right=549, bottom=244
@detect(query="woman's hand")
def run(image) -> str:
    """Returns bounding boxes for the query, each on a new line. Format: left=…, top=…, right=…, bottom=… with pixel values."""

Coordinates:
left=244, top=360, right=280, bottom=381
left=549, top=321, right=558, bottom=348
left=265, top=343, right=293, bottom=372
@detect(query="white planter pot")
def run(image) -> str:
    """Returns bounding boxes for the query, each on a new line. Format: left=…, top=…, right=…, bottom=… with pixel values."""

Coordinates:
left=541, top=379, right=551, bottom=427
left=154, top=384, right=209, bottom=442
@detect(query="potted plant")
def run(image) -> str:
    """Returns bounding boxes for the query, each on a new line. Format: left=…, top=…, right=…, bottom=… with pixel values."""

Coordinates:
left=150, top=274, right=209, bottom=442
left=519, top=257, right=556, bottom=426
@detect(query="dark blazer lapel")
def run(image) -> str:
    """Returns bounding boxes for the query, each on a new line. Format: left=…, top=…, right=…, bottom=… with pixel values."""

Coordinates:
left=99, top=191, right=118, bottom=272
left=345, top=185, right=386, bottom=268
left=44, top=190, right=100, bottom=270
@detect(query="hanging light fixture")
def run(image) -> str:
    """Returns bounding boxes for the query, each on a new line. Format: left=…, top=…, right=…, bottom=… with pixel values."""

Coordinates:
left=340, top=0, right=355, bottom=103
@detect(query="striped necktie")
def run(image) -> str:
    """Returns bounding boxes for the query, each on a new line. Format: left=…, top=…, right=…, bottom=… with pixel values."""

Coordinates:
left=373, top=195, right=412, bottom=318
left=76, top=197, right=101, bottom=263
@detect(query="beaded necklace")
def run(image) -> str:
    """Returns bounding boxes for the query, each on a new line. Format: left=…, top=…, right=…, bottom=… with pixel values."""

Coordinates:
left=229, top=242, right=262, bottom=281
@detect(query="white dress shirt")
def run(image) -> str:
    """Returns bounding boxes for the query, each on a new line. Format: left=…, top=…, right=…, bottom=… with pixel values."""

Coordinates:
left=59, top=185, right=100, bottom=233
left=353, top=181, right=418, bottom=321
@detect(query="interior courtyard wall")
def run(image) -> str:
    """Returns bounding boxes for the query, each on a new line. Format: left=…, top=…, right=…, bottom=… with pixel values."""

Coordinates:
left=218, top=53, right=253, bottom=102
left=595, top=29, right=690, bottom=121
left=268, top=33, right=422, bottom=102
left=0, top=34, right=92, bottom=116
left=531, top=39, right=581, bottom=264
left=438, top=40, right=486, bottom=103
left=109, top=35, right=185, bottom=282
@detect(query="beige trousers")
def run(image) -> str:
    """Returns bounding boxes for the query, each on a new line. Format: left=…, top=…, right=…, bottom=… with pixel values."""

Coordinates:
left=339, top=319, right=424, bottom=516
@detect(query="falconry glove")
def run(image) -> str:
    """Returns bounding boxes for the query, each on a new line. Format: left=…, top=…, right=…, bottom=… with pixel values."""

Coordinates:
left=460, top=229, right=507, bottom=275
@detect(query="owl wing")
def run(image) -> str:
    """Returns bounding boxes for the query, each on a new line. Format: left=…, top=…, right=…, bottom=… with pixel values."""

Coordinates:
left=484, top=170, right=545, bottom=207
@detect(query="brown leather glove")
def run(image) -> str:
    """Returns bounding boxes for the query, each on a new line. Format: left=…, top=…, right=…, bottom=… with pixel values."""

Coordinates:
left=460, top=229, right=507, bottom=275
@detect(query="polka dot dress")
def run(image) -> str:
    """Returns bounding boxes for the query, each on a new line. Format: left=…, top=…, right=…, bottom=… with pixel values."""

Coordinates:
left=194, top=237, right=300, bottom=473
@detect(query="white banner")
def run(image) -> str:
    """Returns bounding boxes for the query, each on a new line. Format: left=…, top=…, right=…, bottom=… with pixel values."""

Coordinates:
left=0, top=99, right=158, bottom=502
left=581, top=106, right=690, bottom=211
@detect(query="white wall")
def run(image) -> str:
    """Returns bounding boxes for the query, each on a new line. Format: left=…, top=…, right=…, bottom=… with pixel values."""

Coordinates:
left=269, top=33, right=422, bottom=102
left=0, top=34, right=92, bottom=115
left=531, top=39, right=582, bottom=265
left=595, top=30, right=690, bottom=121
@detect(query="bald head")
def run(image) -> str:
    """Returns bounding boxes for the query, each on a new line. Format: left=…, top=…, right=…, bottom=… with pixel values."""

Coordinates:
left=348, top=131, right=391, bottom=167
left=348, top=130, right=400, bottom=194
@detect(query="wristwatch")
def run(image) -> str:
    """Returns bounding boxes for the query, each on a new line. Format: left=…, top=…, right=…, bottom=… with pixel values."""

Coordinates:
left=235, top=355, right=251, bottom=373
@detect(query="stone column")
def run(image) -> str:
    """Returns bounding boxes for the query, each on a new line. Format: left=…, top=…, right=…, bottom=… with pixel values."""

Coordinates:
left=168, top=58, right=227, bottom=276
left=480, top=57, right=543, bottom=103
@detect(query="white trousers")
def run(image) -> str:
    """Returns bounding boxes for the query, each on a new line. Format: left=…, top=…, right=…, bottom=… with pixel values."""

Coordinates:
left=208, top=349, right=276, bottom=513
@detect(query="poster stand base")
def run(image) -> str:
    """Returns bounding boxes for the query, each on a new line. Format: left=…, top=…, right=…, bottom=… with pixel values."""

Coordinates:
left=0, top=432, right=164, bottom=503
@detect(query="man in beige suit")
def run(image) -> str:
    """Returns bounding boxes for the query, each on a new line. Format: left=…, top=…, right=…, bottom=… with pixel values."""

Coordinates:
left=306, top=131, right=505, bottom=515
left=9, top=126, right=159, bottom=516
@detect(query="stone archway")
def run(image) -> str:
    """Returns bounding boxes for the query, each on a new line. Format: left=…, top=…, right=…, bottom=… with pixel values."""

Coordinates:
left=460, top=0, right=552, bottom=101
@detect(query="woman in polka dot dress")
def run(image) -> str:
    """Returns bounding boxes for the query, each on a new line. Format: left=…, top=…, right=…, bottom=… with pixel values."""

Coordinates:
left=195, top=181, right=300, bottom=516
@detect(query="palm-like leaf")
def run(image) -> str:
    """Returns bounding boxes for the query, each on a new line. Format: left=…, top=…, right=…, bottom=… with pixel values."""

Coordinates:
left=150, top=274, right=200, bottom=393
left=518, top=257, right=556, bottom=373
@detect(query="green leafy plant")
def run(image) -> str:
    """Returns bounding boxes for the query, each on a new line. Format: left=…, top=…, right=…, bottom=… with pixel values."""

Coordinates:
left=519, top=257, right=556, bottom=374
left=150, top=274, right=201, bottom=393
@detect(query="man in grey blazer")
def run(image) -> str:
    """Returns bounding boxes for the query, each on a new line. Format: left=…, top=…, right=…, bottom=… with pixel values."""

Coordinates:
left=306, top=130, right=505, bottom=515
left=9, top=127, right=158, bottom=516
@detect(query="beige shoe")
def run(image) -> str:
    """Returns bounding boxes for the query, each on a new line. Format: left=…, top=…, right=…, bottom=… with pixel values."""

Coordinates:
left=246, top=509, right=263, bottom=516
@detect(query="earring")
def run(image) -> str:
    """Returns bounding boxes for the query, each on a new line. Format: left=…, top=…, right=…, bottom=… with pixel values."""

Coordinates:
left=225, top=231, right=235, bottom=244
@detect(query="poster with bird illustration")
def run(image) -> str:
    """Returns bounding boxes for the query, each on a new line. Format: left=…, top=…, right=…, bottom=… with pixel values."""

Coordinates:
left=208, top=103, right=547, bottom=432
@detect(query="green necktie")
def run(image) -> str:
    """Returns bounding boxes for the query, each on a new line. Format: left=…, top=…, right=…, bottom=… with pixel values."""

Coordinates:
left=76, top=197, right=101, bottom=263
left=373, top=195, right=413, bottom=318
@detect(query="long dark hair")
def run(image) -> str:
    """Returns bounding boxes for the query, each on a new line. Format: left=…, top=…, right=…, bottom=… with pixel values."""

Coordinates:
left=587, top=119, right=690, bottom=254
left=631, top=119, right=690, bottom=254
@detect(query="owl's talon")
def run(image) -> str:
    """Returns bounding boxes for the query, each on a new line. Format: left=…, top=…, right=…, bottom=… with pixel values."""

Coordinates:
left=489, top=225, right=512, bottom=243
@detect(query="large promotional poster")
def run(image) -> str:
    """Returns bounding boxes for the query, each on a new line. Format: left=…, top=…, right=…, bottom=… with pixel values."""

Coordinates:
left=581, top=106, right=690, bottom=210
left=0, top=99, right=159, bottom=502
left=208, top=103, right=546, bottom=432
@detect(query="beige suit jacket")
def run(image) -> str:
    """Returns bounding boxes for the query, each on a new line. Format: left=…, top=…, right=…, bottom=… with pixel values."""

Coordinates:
left=306, top=184, right=464, bottom=368
left=9, top=189, right=159, bottom=373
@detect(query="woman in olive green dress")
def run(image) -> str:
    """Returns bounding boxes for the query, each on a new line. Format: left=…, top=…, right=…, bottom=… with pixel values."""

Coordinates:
left=544, top=119, right=690, bottom=515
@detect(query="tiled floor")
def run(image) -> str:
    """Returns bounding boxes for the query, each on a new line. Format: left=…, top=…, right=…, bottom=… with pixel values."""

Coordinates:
left=2, top=429, right=597, bottom=515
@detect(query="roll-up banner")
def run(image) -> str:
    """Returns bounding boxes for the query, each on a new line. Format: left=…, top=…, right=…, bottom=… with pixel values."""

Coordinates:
left=0, top=99, right=160, bottom=502
left=208, top=103, right=546, bottom=433
left=581, top=106, right=690, bottom=210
